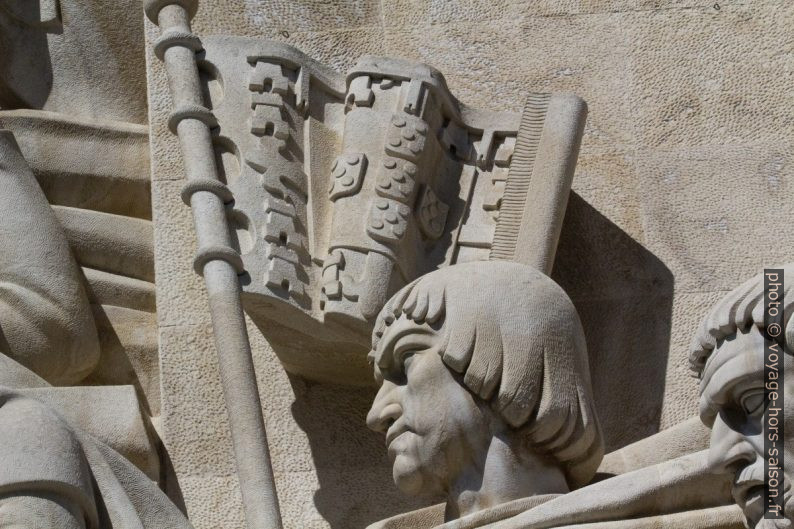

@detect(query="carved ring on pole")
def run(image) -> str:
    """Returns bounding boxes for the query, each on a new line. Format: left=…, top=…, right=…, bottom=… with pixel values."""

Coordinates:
left=145, top=1, right=284, bottom=528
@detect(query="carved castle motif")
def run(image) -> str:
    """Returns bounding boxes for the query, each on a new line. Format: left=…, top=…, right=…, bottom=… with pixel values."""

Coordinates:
left=0, top=1, right=789, bottom=529
left=190, top=37, right=585, bottom=382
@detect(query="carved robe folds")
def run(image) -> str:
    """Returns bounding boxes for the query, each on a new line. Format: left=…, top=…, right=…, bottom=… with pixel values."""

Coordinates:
left=0, top=386, right=191, bottom=529
left=0, top=131, right=191, bottom=529
left=369, top=452, right=744, bottom=528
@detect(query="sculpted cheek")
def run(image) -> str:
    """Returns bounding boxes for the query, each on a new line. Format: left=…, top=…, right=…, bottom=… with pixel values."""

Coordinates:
left=404, top=363, right=445, bottom=432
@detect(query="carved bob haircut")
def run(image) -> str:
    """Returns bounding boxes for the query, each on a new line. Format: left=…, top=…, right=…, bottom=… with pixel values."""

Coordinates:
left=690, top=263, right=794, bottom=378
left=369, top=261, right=603, bottom=489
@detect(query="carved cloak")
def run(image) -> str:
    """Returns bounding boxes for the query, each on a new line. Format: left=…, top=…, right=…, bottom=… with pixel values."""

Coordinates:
left=368, top=451, right=744, bottom=529
left=0, top=386, right=193, bottom=529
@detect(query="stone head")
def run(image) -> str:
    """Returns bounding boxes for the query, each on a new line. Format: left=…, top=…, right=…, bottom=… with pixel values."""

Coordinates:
left=691, top=266, right=794, bottom=528
left=366, top=261, right=603, bottom=498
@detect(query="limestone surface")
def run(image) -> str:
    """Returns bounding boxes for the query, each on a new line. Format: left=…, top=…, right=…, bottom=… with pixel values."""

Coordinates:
left=0, top=1, right=791, bottom=528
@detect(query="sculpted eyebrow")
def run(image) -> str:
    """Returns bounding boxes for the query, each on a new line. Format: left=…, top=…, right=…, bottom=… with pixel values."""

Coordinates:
left=378, top=327, right=437, bottom=377
left=701, top=345, right=763, bottom=394
left=702, top=369, right=762, bottom=416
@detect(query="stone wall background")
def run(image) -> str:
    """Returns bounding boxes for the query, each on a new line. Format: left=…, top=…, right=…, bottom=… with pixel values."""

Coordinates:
left=146, top=1, right=794, bottom=528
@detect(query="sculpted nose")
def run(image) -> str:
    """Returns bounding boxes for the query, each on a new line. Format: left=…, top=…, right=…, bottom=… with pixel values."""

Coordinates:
left=366, top=381, right=402, bottom=434
left=708, top=416, right=757, bottom=475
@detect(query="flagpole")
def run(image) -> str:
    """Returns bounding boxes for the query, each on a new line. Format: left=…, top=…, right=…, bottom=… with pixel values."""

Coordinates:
left=145, top=1, right=283, bottom=527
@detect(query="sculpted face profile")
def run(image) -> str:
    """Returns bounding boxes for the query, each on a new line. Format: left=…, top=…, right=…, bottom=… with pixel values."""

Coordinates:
left=366, top=261, right=603, bottom=522
left=691, top=266, right=793, bottom=529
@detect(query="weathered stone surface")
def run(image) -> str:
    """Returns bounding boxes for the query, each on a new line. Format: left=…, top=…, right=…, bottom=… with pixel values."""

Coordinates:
left=1, top=1, right=791, bottom=528
left=143, top=1, right=793, bottom=527
left=690, top=265, right=794, bottom=529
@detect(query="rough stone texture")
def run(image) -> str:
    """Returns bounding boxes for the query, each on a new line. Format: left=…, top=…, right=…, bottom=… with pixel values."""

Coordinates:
left=0, top=121, right=184, bottom=527
left=688, top=266, right=794, bottom=529
left=146, top=68, right=431, bottom=521
left=0, top=0, right=148, bottom=123
left=365, top=262, right=602, bottom=526
left=146, top=1, right=794, bottom=528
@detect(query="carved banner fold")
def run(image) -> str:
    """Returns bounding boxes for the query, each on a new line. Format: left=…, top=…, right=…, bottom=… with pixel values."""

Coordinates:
left=193, top=37, right=586, bottom=384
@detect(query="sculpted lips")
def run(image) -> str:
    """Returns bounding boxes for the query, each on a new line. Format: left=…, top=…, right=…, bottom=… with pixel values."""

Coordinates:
left=733, top=466, right=766, bottom=523
left=385, top=421, right=410, bottom=449
left=733, top=478, right=764, bottom=505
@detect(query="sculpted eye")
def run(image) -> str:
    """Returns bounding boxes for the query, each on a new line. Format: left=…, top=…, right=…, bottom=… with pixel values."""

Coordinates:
left=740, top=390, right=765, bottom=416
left=401, top=351, right=416, bottom=371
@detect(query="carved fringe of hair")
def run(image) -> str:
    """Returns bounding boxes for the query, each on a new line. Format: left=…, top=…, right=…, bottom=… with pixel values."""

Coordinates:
left=370, top=265, right=604, bottom=488
left=689, top=264, right=794, bottom=377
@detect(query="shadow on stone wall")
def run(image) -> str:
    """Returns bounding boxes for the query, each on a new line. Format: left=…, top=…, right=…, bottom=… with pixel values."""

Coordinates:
left=288, top=191, right=674, bottom=526
left=0, top=1, right=54, bottom=110
left=552, top=192, right=674, bottom=452
left=289, top=376, right=434, bottom=529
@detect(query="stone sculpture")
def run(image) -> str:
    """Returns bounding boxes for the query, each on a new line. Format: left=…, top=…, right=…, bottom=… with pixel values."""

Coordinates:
left=0, top=131, right=192, bottom=528
left=691, top=266, right=794, bottom=529
left=0, top=0, right=789, bottom=528
left=153, top=34, right=587, bottom=383
left=146, top=1, right=586, bottom=525
left=0, top=130, right=99, bottom=387
left=365, top=261, right=603, bottom=526
left=364, top=260, right=754, bottom=529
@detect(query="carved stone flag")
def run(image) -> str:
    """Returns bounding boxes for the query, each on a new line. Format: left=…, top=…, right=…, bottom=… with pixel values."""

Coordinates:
left=182, top=38, right=586, bottom=383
